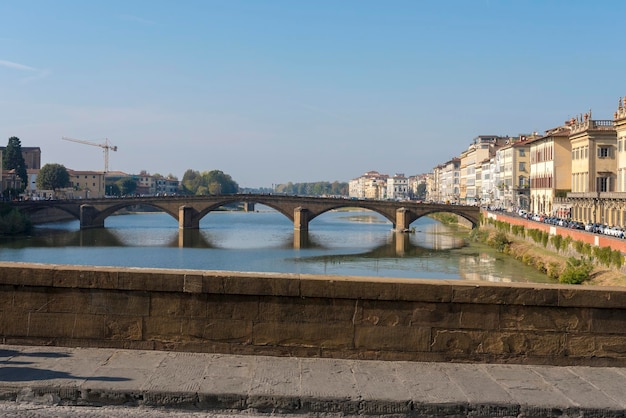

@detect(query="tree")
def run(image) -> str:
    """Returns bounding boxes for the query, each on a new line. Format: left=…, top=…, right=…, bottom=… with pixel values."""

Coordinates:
left=204, top=170, right=238, bottom=194
left=106, top=183, right=121, bottom=196
left=36, top=163, right=70, bottom=191
left=182, top=169, right=202, bottom=194
left=117, top=177, right=138, bottom=196
left=3, top=136, right=28, bottom=190
left=181, top=169, right=239, bottom=195
left=416, top=183, right=427, bottom=199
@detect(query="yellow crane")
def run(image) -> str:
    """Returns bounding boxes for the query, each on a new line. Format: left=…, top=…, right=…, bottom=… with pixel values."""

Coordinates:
left=61, top=136, right=118, bottom=173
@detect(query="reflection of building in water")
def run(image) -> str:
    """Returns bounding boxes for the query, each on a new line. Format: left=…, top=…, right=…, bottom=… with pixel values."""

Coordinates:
left=457, top=252, right=512, bottom=282
left=415, top=223, right=466, bottom=250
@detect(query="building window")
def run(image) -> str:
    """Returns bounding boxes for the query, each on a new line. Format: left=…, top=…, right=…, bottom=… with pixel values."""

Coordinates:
left=598, top=177, right=610, bottom=192
left=518, top=149, right=525, bottom=157
left=598, top=146, right=610, bottom=158
left=519, top=162, right=526, bottom=172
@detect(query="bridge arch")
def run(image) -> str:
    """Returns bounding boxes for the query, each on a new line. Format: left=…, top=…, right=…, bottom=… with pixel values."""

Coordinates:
left=298, top=203, right=397, bottom=226
left=15, top=205, right=81, bottom=222
left=190, top=198, right=297, bottom=227
left=86, top=201, right=180, bottom=228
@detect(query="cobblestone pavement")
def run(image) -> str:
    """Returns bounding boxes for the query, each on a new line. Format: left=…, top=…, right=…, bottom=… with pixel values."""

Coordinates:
left=2, top=344, right=626, bottom=417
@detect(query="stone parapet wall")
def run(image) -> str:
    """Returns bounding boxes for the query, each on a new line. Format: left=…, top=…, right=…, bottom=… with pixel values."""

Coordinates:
left=2, top=262, right=626, bottom=366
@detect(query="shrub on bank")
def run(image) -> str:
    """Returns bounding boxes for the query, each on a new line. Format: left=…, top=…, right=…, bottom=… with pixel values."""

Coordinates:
left=0, top=204, right=32, bottom=235
left=559, top=257, right=594, bottom=284
left=487, top=231, right=510, bottom=253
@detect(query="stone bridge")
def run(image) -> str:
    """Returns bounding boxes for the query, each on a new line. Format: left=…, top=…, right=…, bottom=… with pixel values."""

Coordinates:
left=13, top=194, right=481, bottom=231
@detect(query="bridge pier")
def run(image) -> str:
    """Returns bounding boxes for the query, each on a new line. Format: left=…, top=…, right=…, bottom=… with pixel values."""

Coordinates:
left=243, top=202, right=255, bottom=212
left=179, top=206, right=199, bottom=229
left=294, top=207, right=310, bottom=231
left=394, top=207, right=411, bottom=231
left=80, top=205, right=104, bottom=229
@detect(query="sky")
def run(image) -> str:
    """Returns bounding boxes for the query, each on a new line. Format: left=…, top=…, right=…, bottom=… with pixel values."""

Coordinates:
left=1, top=1, right=625, bottom=188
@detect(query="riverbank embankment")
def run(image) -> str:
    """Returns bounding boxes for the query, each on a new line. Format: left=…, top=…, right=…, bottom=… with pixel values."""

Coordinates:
left=481, top=210, right=626, bottom=286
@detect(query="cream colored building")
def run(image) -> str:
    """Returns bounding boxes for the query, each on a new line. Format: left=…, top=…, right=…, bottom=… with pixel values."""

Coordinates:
left=387, top=173, right=408, bottom=200
left=567, top=111, right=617, bottom=224
left=616, top=97, right=626, bottom=192
left=349, top=171, right=388, bottom=199
left=440, top=158, right=460, bottom=204
left=68, top=170, right=106, bottom=199
left=570, top=112, right=616, bottom=194
left=512, top=140, right=531, bottom=211
left=528, top=126, right=572, bottom=216
left=461, top=136, right=506, bottom=205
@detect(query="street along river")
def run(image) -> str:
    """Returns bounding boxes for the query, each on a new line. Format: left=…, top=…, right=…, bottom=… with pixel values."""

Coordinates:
left=0, top=207, right=551, bottom=283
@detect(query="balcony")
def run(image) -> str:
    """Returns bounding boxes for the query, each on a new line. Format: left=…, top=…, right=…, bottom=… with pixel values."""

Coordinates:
left=570, top=120, right=615, bottom=134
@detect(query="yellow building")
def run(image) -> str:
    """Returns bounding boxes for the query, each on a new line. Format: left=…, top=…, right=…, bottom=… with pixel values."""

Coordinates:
left=67, top=170, right=106, bottom=199
left=567, top=111, right=617, bottom=224
left=528, top=126, right=571, bottom=215
left=616, top=97, right=626, bottom=191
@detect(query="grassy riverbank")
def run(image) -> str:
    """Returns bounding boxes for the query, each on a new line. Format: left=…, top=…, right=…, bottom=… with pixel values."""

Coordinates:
left=476, top=220, right=626, bottom=286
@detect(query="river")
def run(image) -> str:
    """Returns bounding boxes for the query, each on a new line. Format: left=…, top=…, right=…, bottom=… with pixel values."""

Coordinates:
left=0, top=207, right=552, bottom=283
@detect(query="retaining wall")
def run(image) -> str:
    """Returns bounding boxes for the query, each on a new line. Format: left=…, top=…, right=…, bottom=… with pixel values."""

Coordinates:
left=2, top=262, right=626, bottom=366
left=484, top=210, right=626, bottom=253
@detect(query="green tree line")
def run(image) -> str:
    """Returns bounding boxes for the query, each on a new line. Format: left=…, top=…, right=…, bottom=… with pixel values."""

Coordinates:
left=275, top=181, right=348, bottom=196
left=181, top=169, right=239, bottom=195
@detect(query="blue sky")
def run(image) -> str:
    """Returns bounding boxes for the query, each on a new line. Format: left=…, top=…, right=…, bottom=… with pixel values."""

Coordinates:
left=1, top=1, right=624, bottom=188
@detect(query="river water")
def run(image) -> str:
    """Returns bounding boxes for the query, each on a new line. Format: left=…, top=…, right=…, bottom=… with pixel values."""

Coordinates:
left=0, top=207, right=551, bottom=283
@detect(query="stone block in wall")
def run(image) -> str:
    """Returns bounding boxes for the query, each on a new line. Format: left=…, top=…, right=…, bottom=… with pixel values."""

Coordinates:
left=299, top=276, right=397, bottom=300
left=252, top=322, right=354, bottom=349
left=500, top=305, right=591, bottom=332
left=200, top=319, right=252, bottom=343
left=0, top=264, right=54, bottom=286
left=354, top=325, right=431, bottom=352
left=220, top=273, right=300, bottom=297
left=358, top=300, right=416, bottom=327
left=46, top=289, right=91, bottom=313
left=143, top=316, right=183, bottom=340
left=206, top=294, right=259, bottom=321
left=27, top=312, right=77, bottom=338
left=183, top=274, right=203, bottom=293
left=455, top=303, right=501, bottom=330
left=566, top=335, right=626, bottom=358
left=150, top=293, right=208, bottom=318
left=104, top=316, right=143, bottom=340
left=72, top=314, right=106, bottom=339
left=118, top=270, right=184, bottom=292
left=52, top=267, right=119, bottom=289
left=395, top=280, right=453, bottom=303
left=12, top=288, right=49, bottom=313
left=258, top=297, right=356, bottom=323
left=0, top=285, right=14, bottom=311
left=431, top=329, right=565, bottom=358
left=0, top=311, right=30, bottom=336
left=451, top=283, right=559, bottom=306
left=89, top=290, right=150, bottom=316
left=590, top=308, right=626, bottom=334
left=479, top=331, right=565, bottom=357
left=559, top=288, right=626, bottom=309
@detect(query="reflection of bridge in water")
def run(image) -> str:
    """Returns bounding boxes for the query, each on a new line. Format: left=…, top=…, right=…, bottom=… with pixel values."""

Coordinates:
left=14, top=194, right=480, bottom=232
left=24, top=224, right=462, bottom=255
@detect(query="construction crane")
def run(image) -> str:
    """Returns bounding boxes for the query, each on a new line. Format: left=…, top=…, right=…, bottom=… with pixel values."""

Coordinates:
left=61, top=136, right=118, bottom=173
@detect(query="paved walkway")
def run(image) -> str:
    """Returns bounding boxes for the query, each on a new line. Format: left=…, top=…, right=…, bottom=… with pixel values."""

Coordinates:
left=1, top=344, right=626, bottom=417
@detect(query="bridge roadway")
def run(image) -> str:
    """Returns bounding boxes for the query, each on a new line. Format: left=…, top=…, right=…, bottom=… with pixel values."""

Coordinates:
left=13, top=194, right=480, bottom=231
